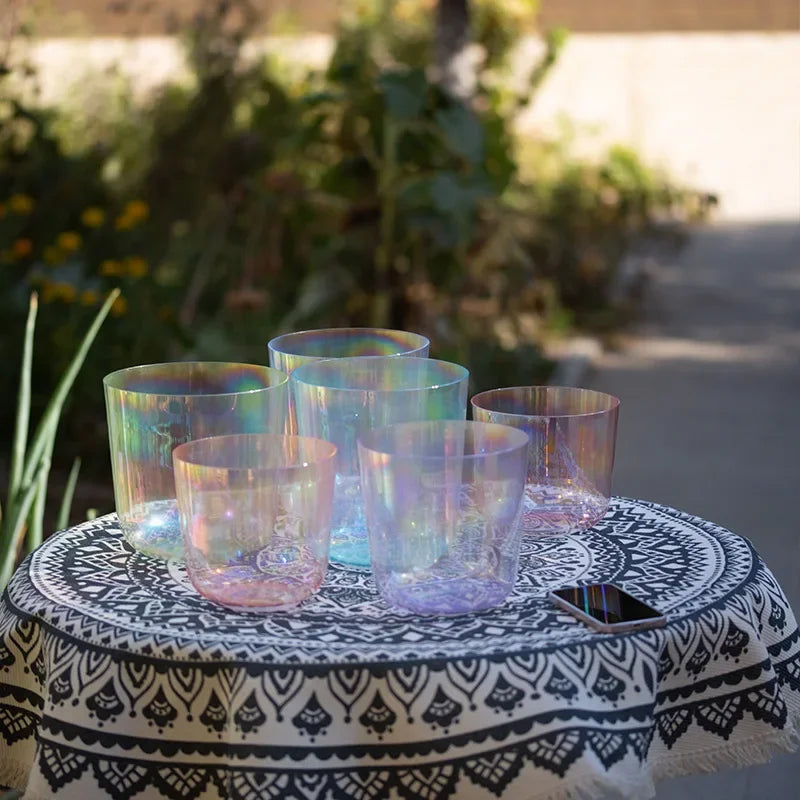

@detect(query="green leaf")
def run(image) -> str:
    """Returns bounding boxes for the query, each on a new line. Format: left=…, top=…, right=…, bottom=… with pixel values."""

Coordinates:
left=434, top=105, right=484, bottom=165
left=57, top=457, right=81, bottom=532
left=0, top=461, right=47, bottom=590
left=379, top=69, right=428, bottom=120
left=430, top=173, right=464, bottom=213
left=430, top=172, right=491, bottom=214
left=25, top=431, right=53, bottom=554
left=7, top=293, right=38, bottom=509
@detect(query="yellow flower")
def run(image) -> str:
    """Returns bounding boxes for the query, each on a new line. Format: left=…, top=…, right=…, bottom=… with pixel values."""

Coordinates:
left=81, top=207, right=106, bottom=228
left=79, top=289, right=100, bottom=306
left=111, top=295, right=128, bottom=316
left=8, top=194, right=34, bottom=214
left=13, top=238, right=33, bottom=258
left=100, top=259, right=122, bottom=276
left=125, top=256, right=148, bottom=278
left=56, top=231, right=82, bottom=253
left=44, top=245, right=63, bottom=265
left=124, top=200, right=149, bottom=222
left=56, top=283, right=77, bottom=303
left=114, top=200, right=149, bottom=231
left=114, top=214, right=134, bottom=231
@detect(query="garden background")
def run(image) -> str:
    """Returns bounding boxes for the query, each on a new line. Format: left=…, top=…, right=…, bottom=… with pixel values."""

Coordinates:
left=2, top=2, right=800, bottom=796
left=1, top=0, right=723, bottom=528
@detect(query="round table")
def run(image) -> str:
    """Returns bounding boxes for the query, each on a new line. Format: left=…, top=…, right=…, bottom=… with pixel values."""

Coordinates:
left=1, top=498, right=798, bottom=800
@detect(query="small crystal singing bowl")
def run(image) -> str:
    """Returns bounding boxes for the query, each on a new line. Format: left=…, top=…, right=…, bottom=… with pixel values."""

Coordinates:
left=358, top=420, right=529, bottom=615
left=291, top=356, right=470, bottom=570
left=104, top=362, right=289, bottom=561
left=471, top=386, right=620, bottom=537
left=173, top=434, right=337, bottom=612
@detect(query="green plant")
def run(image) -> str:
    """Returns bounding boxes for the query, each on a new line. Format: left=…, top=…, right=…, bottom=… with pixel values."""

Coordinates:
left=0, top=288, right=119, bottom=589
left=517, top=139, right=715, bottom=328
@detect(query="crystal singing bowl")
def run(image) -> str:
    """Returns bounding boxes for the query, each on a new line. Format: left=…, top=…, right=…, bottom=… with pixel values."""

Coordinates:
left=104, top=362, right=289, bottom=560
left=291, top=356, right=469, bottom=568
left=471, top=386, right=620, bottom=537
left=269, top=327, right=431, bottom=436
left=359, top=420, right=529, bottom=614
left=173, top=433, right=336, bottom=612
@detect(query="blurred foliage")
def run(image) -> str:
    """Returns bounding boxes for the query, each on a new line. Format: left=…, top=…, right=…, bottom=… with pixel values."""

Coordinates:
left=0, top=0, right=713, bottom=483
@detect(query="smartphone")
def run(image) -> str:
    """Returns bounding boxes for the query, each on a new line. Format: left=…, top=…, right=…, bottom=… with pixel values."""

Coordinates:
left=549, top=584, right=667, bottom=633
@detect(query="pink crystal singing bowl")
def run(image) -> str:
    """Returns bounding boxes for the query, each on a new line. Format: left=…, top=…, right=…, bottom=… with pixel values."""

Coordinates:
left=172, top=433, right=336, bottom=612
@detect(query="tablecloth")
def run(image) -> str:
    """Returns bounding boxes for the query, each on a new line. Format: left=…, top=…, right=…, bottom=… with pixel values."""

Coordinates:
left=1, top=497, right=798, bottom=800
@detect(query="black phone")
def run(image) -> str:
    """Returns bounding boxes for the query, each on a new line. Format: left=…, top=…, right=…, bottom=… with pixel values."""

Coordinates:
left=549, top=584, right=667, bottom=633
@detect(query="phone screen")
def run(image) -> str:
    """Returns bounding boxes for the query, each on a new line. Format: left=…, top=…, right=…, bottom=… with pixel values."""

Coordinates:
left=552, top=585, right=662, bottom=625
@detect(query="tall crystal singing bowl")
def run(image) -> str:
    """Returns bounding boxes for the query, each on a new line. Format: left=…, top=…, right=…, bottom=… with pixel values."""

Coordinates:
left=104, top=362, right=289, bottom=560
left=471, top=386, right=620, bottom=537
left=292, top=356, right=469, bottom=568
left=268, top=328, right=430, bottom=435
left=268, top=327, right=430, bottom=374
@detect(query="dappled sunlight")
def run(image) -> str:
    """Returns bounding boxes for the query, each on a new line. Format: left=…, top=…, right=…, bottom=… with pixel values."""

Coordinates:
left=599, top=336, right=793, bottom=368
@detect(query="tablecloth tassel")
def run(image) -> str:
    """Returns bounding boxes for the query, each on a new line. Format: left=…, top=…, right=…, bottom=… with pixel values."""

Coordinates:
left=652, top=708, right=800, bottom=783
left=526, top=769, right=657, bottom=800
left=0, top=754, right=30, bottom=794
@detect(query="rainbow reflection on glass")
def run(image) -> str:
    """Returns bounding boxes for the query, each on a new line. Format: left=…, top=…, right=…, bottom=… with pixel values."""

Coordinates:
left=292, top=357, right=469, bottom=568
left=359, top=420, right=529, bottom=615
left=104, top=362, right=288, bottom=560
left=471, top=387, right=620, bottom=536
left=173, top=434, right=336, bottom=612
left=268, top=327, right=430, bottom=434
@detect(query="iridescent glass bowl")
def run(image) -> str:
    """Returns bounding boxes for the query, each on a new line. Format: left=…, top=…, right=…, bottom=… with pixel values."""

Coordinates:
left=104, top=362, right=288, bottom=559
left=359, top=420, right=529, bottom=614
left=268, top=327, right=430, bottom=435
left=173, top=434, right=336, bottom=612
left=291, top=356, right=469, bottom=568
left=471, top=386, right=620, bottom=536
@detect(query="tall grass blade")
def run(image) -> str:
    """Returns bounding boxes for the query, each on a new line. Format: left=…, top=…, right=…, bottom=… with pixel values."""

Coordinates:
left=0, top=461, right=46, bottom=590
left=7, top=293, right=38, bottom=511
left=25, top=429, right=55, bottom=553
left=56, top=457, right=81, bottom=532
left=21, top=288, right=119, bottom=489
left=1, top=288, right=119, bottom=588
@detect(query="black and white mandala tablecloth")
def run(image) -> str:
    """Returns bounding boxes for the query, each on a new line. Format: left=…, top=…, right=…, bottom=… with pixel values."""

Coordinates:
left=1, top=498, right=798, bottom=800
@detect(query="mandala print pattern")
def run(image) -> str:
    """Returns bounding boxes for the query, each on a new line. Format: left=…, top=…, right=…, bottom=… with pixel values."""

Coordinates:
left=0, top=498, right=798, bottom=800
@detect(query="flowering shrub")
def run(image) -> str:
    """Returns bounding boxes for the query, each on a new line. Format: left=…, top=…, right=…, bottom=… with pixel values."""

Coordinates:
left=0, top=84, right=180, bottom=449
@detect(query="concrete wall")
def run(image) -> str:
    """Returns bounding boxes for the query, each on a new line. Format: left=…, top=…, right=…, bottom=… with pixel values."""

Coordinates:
left=516, top=33, right=800, bottom=221
left=24, top=32, right=800, bottom=222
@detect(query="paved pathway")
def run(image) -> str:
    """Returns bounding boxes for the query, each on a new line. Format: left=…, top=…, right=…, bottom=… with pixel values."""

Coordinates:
left=587, top=220, right=800, bottom=797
